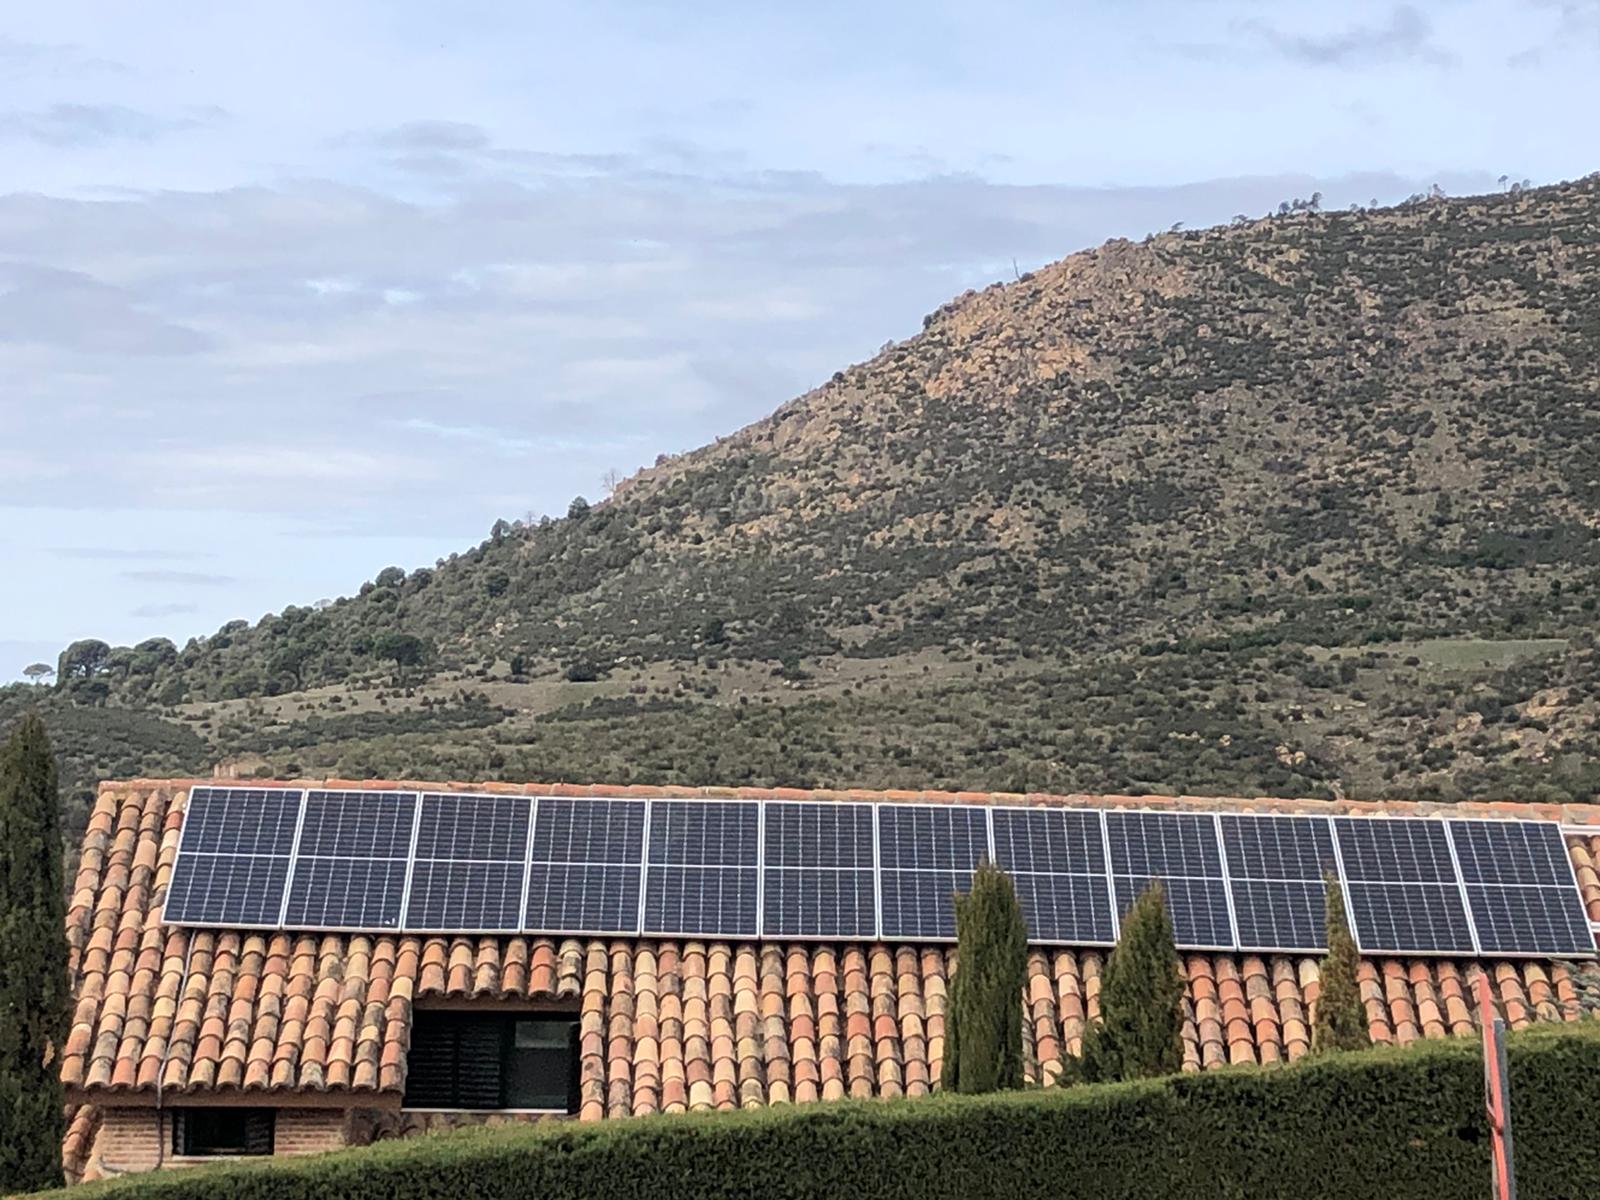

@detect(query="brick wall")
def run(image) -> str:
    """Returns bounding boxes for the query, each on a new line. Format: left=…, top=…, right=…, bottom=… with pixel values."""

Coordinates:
left=83, top=1107, right=351, bottom=1181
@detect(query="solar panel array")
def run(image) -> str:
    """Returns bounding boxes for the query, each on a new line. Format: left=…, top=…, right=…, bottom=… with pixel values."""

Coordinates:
left=166, top=788, right=1599, bottom=957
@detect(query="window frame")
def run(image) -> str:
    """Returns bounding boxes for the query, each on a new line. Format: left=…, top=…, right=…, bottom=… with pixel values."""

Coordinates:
left=170, top=1108, right=276, bottom=1157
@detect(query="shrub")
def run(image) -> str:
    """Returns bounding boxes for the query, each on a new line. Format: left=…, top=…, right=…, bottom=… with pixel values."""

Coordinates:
left=1313, top=874, right=1370, bottom=1053
left=1080, top=883, right=1184, bottom=1082
left=943, top=861, right=1027, bottom=1093
left=0, top=715, right=68, bottom=1193
left=39, top=1027, right=1600, bottom=1200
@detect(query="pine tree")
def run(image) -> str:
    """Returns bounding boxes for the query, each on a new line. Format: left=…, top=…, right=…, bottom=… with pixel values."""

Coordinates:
left=1313, top=873, right=1370, bottom=1054
left=942, top=860, right=1027, bottom=1094
left=1080, top=882, right=1184, bottom=1082
left=0, top=714, right=68, bottom=1193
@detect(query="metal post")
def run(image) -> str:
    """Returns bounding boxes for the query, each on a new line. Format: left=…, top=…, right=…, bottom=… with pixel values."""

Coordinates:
left=1477, top=973, right=1516, bottom=1200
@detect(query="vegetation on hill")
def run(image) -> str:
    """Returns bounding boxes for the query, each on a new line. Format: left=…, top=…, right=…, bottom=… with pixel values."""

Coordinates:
left=21, top=176, right=1600, bottom=817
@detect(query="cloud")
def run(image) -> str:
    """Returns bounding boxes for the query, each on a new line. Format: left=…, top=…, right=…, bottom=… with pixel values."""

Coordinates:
left=0, top=263, right=212, bottom=354
left=0, top=103, right=223, bottom=147
left=130, top=602, right=200, bottom=618
left=1194, top=6, right=1456, bottom=68
left=121, top=569, right=237, bottom=586
left=371, top=120, right=491, bottom=152
left=52, top=546, right=214, bottom=562
left=0, top=36, right=129, bottom=77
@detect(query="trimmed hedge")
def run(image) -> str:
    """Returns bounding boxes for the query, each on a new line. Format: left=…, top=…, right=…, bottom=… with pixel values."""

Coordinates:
left=44, top=1025, right=1600, bottom=1200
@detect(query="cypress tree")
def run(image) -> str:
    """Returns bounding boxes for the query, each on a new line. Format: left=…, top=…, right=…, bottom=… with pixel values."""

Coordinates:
left=0, top=714, right=68, bottom=1193
left=1080, top=882, right=1184, bottom=1082
left=942, top=860, right=1028, bottom=1094
left=1313, top=873, right=1370, bottom=1054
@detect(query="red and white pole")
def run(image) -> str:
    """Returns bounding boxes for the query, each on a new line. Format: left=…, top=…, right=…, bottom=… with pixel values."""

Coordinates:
left=1478, top=973, right=1516, bottom=1200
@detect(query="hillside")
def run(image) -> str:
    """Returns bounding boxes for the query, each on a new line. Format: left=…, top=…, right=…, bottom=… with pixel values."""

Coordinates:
left=16, top=176, right=1600, bottom=831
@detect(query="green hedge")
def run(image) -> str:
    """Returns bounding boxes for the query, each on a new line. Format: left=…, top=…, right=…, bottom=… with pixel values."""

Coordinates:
left=46, top=1025, right=1600, bottom=1200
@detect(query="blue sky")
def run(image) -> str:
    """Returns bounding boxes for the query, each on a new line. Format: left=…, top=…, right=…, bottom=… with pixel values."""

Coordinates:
left=2, top=1, right=1597, bottom=679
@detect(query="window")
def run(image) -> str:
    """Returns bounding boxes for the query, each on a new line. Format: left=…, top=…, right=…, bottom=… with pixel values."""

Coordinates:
left=404, top=1011, right=579, bottom=1112
left=171, top=1108, right=275, bottom=1156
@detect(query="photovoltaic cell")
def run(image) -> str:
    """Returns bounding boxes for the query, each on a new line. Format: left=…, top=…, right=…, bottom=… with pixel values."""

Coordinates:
left=644, top=865, right=759, bottom=937
left=1010, top=873, right=1116, bottom=945
left=1448, top=820, right=1593, bottom=957
left=404, top=794, right=531, bottom=932
left=164, top=851, right=291, bottom=927
left=1343, top=882, right=1476, bottom=955
left=525, top=798, right=647, bottom=935
left=164, top=787, right=304, bottom=926
left=1228, top=880, right=1326, bottom=952
left=992, top=808, right=1105, bottom=875
left=1464, top=884, right=1595, bottom=956
left=1448, top=820, right=1575, bottom=886
left=526, top=864, right=642, bottom=934
left=1219, top=815, right=1336, bottom=952
left=1105, top=812, right=1232, bottom=949
left=1333, top=818, right=1475, bottom=955
left=642, top=801, right=760, bottom=937
left=1104, top=811, right=1222, bottom=877
left=879, top=869, right=973, bottom=941
left=283, top=791, right=417, bottom=929
left=283, top=858, right=410, bottom=929
left=178, top=787, right=302, bottom=855
left=1113, top=875, right=1234, bottom=949
left=414, top=793, right=531, bottom=862
left=878, top=805, right=990, bottom=941
left=1332, top=818, right=1456, bottom=883
left=296, top=790, right=416, bottom=858
left=877, top=804, right=989, bottom=871
left=647, top=801, right=760, bottom=865
left=1219, top=815, right=1335, bottom=882
left=531, top=798, right=646, bottom=864
left=406, top=861, right=526, bottom=932
left=761, top=803, right=877, bottom=938
left=991, top=808, right=1114, bottom=944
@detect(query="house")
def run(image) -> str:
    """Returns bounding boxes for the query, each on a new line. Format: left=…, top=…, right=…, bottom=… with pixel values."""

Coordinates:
left=60, top=778, right=1600, bottom=1183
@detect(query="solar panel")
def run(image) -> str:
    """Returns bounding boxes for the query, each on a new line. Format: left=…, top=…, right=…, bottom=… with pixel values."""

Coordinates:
left=643, top=801, right=760, bottom=937
left=524, top=798, right=646, bottom=935
left=761, top=802, right=877, bottom=938
left=877, top=804, right=990, bottom=940
left=1218, top=815, right=1336, bottom=952
left=164, top=845, right=292, bottom=927
left=1447, top=820, right=1594, bottom=956
left=404, top=793, right=532, bottom=932
left=164, top=787, right=303, bottom=926
left=991, top=808, right=1115, bottom=944
left=1104, top=812, right=1234, bottom=949
left=283, top=790, right=417, bottom=929
left=1332, top=818, right=1475, bottom=955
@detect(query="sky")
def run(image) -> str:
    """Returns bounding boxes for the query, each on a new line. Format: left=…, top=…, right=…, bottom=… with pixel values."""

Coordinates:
left=2, top=0, right=1598, bottom=679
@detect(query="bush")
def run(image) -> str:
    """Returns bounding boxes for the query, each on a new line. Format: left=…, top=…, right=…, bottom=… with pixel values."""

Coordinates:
left=42, top=1026, right=1600, bottom=1200
left=1314, top=875, right=1369, bottom=1053
left=1080, top=883, right=1184, bottom=1082
left=944, top=861, right=1027, bottom=1093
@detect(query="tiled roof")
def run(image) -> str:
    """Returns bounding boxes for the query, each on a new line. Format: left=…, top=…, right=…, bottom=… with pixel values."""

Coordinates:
left=63, top=780, right=1600, bottom=1129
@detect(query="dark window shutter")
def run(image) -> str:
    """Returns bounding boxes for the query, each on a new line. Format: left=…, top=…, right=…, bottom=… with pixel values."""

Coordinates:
left=243, top=1111, right=276, bottom=1155
left=454, top=1016, right=507, bottom=1109
left=404, top=1013, right=461, bottom=1107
